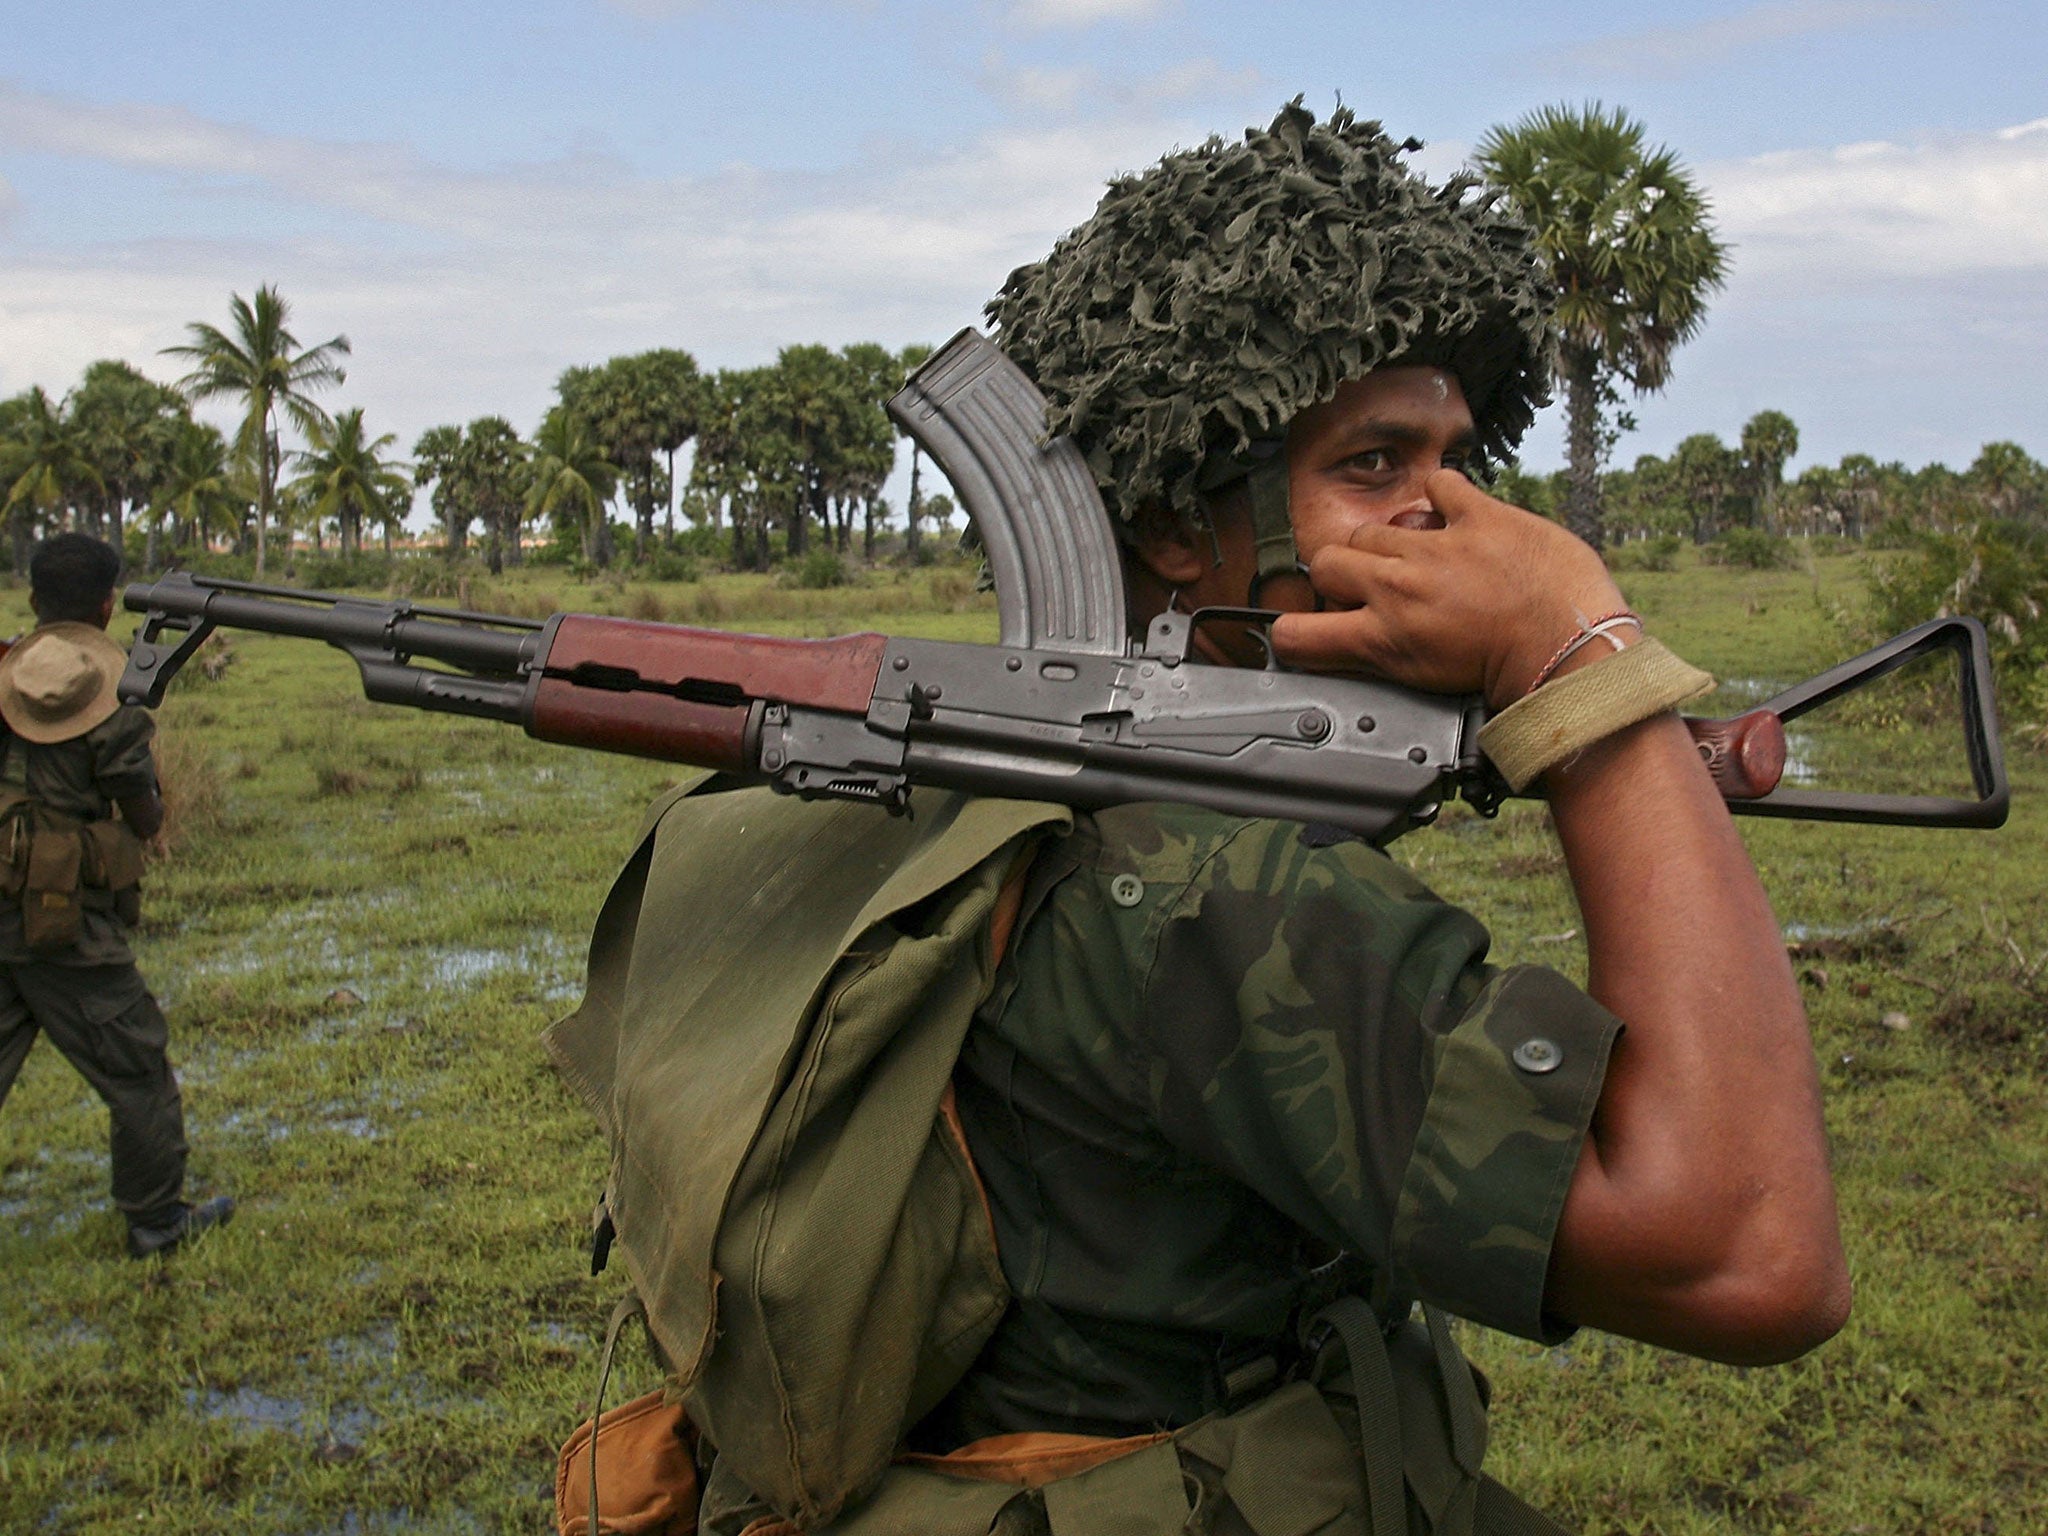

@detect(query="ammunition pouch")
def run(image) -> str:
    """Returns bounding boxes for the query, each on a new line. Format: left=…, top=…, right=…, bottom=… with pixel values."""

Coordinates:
left=0, top=786, right=146, bottom=954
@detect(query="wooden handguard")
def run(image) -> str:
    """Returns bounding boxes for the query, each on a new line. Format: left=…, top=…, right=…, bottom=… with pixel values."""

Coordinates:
left=1686, top=709, right=1787, bottom=801
left=528, top=681, right=754, bottom=772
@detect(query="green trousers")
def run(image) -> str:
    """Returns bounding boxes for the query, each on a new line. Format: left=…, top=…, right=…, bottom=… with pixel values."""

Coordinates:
left=0, top=960, right=188, bottom=1226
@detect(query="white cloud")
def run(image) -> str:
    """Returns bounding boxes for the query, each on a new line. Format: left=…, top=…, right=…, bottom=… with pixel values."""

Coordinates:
left=1706, top=116, right=2048, bottom=283
left=981, top=52, right=1266, bottom=118
left=1006, top=0, right=1173, bottom=31
left=1547, top=0, right=1938, bottom=76
left=0, top=82, right=1180, bottom=470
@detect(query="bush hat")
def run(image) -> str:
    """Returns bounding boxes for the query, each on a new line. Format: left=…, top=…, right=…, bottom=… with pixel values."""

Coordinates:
left=0, top=622, right=128, bottom=744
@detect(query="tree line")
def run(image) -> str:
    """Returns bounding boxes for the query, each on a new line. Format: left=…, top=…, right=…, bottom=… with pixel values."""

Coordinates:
left=4, top=102, right=2044, bottom=580
left=1497, top=411, right=2046, bottom=548
left=0, top=286, right=955, bottom=579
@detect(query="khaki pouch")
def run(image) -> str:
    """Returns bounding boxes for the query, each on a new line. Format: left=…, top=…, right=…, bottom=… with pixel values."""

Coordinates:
left=82, top=819, right=146, bottom=893
left=556, top=1390, right=700, bottom=1536
left=24, top=826, right=83, bottom=953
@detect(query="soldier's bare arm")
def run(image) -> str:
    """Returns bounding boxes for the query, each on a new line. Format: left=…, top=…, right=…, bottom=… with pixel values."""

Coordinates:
left=1276, top=470, right=1850, bottom=1365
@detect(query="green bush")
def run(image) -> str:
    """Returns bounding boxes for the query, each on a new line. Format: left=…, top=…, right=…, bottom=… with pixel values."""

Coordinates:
left=1866, top=520, right=2048, bottom=730
left=671, top=525, right=729, bottom=561
left=784, top=547, right=850, bottom=589
left=1703, top=528, right=1794, bottom=569
left=388, top=559, right=484, bottom=601
left=526, top=536, right=577, bottom=566
left=1606, top=534, right=1682, bottom=572
left=289, top=552, right=400, bottom=591
left=645, top=547, right=701, bottom=583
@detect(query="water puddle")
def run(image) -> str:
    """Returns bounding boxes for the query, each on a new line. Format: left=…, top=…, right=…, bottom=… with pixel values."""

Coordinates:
left=423, top=931, right=579, bottom=1001
left=326, top=1323, right=400, bottom=1367
left=213, top=1087, right=412, bottom=1143
left=185, top=1385, right=378, bottom=1444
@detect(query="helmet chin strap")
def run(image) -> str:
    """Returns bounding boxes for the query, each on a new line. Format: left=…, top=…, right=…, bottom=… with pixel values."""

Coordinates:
left=1242, top=450, right=1307, bottom=609
left=1190, top=439, right=1316, bottom=610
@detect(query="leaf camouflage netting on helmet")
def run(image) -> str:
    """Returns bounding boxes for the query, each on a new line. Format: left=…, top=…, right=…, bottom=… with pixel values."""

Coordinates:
left=986, top=99, right=1556, bottom=531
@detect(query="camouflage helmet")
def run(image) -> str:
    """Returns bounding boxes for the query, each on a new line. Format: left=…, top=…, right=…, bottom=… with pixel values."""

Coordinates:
left=986, top=100, right=1555, bottom=535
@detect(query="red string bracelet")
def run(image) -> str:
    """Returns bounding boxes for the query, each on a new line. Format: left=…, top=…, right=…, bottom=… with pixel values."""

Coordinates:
left=1524, top=610, right=1643, bottom=696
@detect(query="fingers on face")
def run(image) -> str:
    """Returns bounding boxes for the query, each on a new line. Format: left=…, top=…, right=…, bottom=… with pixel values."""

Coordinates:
left=1424, top=467, right=1492, bottom=516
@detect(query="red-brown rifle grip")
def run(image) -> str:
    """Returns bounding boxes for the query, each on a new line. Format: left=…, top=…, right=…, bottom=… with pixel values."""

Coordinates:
left=528, top=680, right=752, bottom=770
left=1687, top=710, right=1787, bottom=799
left=544, top=615, right=888, bottom=714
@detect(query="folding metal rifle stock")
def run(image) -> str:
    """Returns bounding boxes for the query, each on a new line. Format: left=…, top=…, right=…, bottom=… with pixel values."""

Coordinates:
left=118, top=330, right=2010, bottom=844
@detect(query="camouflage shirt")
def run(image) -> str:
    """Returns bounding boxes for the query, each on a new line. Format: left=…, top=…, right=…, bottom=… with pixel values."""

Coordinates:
left=918, top=802, right=1619, bottom=1444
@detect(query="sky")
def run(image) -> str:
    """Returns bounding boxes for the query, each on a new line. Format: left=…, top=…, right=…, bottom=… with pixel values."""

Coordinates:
left=2, top=0, right=2045, bottom=517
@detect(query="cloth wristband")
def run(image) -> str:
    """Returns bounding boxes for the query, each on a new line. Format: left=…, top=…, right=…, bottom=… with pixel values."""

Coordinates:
left=1478, top=637, right=1715, bottom=792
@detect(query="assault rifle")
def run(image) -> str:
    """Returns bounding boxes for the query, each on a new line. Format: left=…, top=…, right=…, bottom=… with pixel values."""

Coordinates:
left=118, top=332, right=2008, bottom=842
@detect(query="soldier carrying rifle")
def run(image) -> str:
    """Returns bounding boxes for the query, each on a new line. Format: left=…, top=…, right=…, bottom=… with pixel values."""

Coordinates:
left=0, top=534, right=232, bottom=1261
left=540, top=102, right=1851, bottom=1536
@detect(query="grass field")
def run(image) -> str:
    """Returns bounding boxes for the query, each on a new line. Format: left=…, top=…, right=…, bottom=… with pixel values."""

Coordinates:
left=0, top=548, right=2041, bottom=1535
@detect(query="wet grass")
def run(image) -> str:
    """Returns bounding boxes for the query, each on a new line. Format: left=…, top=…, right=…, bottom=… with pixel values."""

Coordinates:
left=2, top=548, right=2043, bottom=1533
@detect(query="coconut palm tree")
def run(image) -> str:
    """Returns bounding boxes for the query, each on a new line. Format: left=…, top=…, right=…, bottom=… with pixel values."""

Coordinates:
left=1, top=386, right=103, bottom=574
left=290, top=408, right=412, bottom=559
left=162, top=285, right=350, bottom=574
left=527, top=407, right=619, bottom=565
left=1477, top=105, right=1727, bottom=548
left=148, top=418, right=243, bottom=567
left=67, top=360, right=188, bottom=547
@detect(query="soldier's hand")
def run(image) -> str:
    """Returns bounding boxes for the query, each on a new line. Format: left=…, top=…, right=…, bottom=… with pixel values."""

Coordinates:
left=1270, top=471, right=1626, bottom=709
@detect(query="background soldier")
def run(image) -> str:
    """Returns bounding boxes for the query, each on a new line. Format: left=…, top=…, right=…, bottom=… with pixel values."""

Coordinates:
left=0, top=533, right=232, bottom=1259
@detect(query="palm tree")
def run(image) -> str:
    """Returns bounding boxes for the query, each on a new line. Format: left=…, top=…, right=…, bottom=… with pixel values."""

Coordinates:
left=1, top=386, right=103, bottom=575
left=1477, top=105, right=1728, bottom=548
left=527, top=408, right=619, bottom=564
left=896, top=343, right=933, bottom=560
left=412, top=424, right=470, bottom=557
left=148, top=419, right=242, bottom=568
left=635, top=349, right=703, bottom=544
left=1669, top=432, right=1742, bottom=542
left=1968, top=441, right=2044, bottom=521
left=1739, top=410, right=1800, bottom=533
left=162, top=284, right=350, bottom=574
left=290, top=408, right=411, bottom=559
left=67, top=360, right=188, bottom=547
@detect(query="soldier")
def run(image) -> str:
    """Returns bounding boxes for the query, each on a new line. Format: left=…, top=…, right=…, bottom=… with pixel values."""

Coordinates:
left=560, top=102, right=1849, bottom=1535
left=0, top=533, right=232, bottom=1260
left=925, top=103, right=1848, bottom=1503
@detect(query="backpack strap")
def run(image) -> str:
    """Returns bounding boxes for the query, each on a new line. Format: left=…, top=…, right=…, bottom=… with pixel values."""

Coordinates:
left=1308, top=1298, right=1576, bottom=1536
left=1310, top=1297, right=1408, bottom=1536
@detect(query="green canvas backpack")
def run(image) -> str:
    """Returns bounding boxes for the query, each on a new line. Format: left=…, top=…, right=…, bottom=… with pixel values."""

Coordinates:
left=545, top=780, right=1070, bottom=1527
left=547, top=781, right=1572, bottom=1536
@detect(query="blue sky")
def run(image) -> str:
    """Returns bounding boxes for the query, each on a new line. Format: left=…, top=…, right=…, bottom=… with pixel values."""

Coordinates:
left=3, top=0, right=2044, bottom=507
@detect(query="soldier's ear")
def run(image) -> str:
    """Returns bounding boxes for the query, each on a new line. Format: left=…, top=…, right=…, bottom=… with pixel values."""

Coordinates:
left=1129, top=511, right=1210, bottom=587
